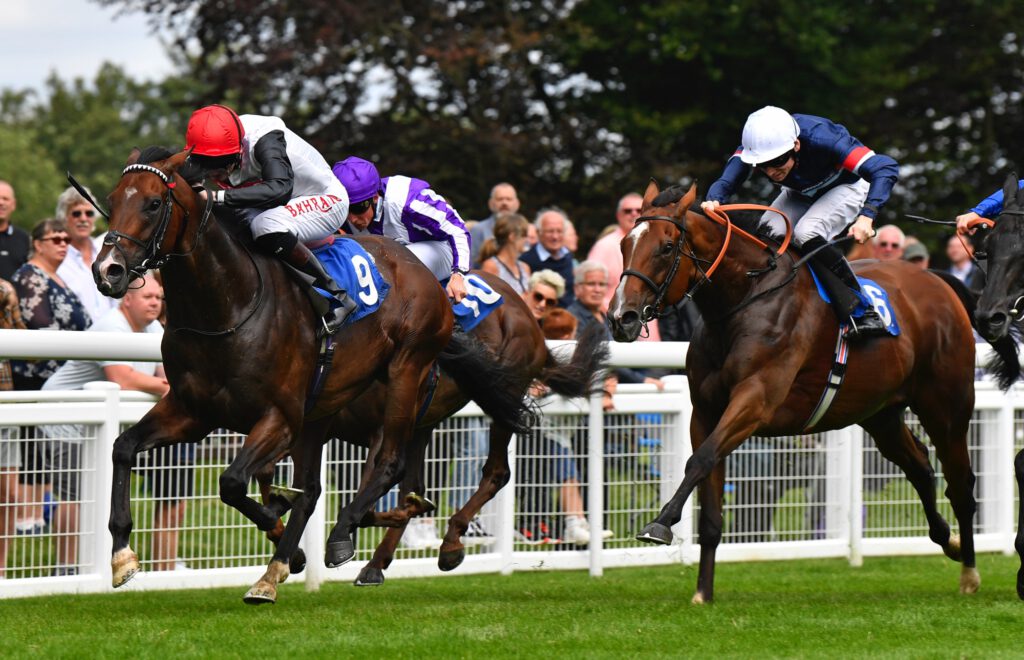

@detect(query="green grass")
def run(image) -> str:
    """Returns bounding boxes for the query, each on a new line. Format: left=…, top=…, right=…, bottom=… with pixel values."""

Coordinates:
left=2, top=554, right=1022, bottom=658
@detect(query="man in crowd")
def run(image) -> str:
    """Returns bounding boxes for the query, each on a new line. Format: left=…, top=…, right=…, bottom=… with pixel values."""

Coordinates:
left=945, top=234, right=984, bottom=292
left=0, top=181, right=30, bottom=281
left=520, top=209, right=576, bottom=307
left=872, top=224, right=905, bottom=261
left=470, top=183, right=520, bottom=268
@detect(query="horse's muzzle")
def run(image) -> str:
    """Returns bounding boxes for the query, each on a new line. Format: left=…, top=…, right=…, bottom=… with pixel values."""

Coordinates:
left=93, top=258, right=130, bottom=299
left=975, top=308, right=1011, bottom=343
left=609, top=310, right=642, bottom=343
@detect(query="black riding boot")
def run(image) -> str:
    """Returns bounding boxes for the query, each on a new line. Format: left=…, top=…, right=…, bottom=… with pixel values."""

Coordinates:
left=802, top=237, right=886, bottom=340
left=283, top=243, right=358, bottom=334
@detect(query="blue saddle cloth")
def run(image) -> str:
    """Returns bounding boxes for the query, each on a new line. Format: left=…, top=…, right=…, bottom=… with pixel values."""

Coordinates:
left=311, top=238, right=390, bottom=325
left=445, top=273, right=504, bottom=332
left=808, top=267, right=900, bottom=336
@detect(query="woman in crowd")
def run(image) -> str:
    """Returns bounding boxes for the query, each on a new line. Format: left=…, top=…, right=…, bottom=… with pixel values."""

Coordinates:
left=478, top=212, right=532, bottom=293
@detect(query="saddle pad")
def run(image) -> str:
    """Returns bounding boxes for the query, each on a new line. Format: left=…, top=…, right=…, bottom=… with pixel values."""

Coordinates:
left=448, top=273, right=504, bottom=332
left=808, top=268, right=900, bottom=336
left=311, top=238, right=390, bottom=324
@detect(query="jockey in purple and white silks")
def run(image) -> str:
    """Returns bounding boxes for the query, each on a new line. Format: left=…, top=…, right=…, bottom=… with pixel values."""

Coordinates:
left=332, top=156, right=472, bottom=303
left=702, top=106, right=900, bottom=340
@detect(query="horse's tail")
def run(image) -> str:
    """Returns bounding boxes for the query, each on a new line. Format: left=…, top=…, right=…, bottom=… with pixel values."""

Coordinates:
left=536, top=322, right=610, bottom=399
left=436, top=329, right=533, bottom=435
left=930, top=269, right=1021, bottom=390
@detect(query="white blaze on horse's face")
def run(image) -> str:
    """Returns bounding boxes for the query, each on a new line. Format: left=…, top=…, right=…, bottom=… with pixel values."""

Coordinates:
left=124, top=186, right=138, bottom=201
left=609, top=222, right=651, bottom=318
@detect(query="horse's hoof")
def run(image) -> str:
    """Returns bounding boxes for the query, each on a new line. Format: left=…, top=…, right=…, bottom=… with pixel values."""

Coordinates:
left=438, top=546, right=466, bottom=572
left=408, top=493, right=437, bottom=515
left=691, top=591, right=708, bottom=605
left=289, top=548, right=307, bottom=574
left=636, top=522, right=673, bottom=545
left=111, top=547, right=140, bottom=588
left=325, top=539, right=355, bottom=568
left=354, top=565, right=385, bottom=587
left=243, top=582, right=278, bottom=605
left=944, top=534, right=963, bottom=562
left=269, top=484, right=304, bottom=504
left=959, top=566, right=980, bottom=594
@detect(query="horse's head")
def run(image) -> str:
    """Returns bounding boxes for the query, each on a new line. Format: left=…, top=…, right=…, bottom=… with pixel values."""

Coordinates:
left=608, top=180, right=699, bottom=342
left=975, top=173, right=1024, bottom=341
left=94, top=147, right=202, bottom=298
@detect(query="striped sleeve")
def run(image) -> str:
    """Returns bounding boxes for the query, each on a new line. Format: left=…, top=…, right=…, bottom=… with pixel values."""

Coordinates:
left=405, top=186, right=472, bottom=273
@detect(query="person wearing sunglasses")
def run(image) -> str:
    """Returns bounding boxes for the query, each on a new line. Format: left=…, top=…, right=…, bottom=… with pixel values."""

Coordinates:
left=521, top=269, right=565, bottom=320
left=587, top=193, right=653, bottom=314
left=332, top=156, right=472, bottom=303
left=871, top=224, right=906, bottom=261
left=701, top=106, right=900, bottom=339
left=185, top=104, right=356, bottom=333
left=54, top=185, right=117, bottom=323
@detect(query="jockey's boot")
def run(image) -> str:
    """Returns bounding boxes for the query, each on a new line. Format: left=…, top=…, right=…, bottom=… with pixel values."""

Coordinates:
left=283, top=243, right=358, bottom=334
left=803, top=237, right=886, bottom=340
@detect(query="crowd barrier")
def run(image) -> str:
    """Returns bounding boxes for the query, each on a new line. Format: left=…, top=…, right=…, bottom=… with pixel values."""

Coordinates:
left=0, top=331, right=1020, bottom=599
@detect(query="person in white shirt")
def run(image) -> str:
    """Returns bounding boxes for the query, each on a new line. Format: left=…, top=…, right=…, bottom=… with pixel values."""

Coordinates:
left=54, top=185, right=116, bottom=323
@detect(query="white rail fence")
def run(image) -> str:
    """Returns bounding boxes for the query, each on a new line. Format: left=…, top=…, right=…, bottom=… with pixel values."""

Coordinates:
left=0, top=330, right=1020, bottom=600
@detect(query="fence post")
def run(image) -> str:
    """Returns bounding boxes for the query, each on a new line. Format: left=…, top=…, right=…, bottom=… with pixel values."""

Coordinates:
left=848, top=426, right=864, bottom=567
left=498, top=431, right=517, bottom=575
left=998, top=390, right=1016, bottom=554
left=665, top=376, right=693, bottom=561
left=588, top=390, right=605, bottom=578
left=85, top=381, right=119, bottom=589
left=303, top=448, right=328, bottom=591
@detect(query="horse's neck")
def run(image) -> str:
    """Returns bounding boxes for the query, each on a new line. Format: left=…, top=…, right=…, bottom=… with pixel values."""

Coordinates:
left=161, top=219, right=267, bottom=330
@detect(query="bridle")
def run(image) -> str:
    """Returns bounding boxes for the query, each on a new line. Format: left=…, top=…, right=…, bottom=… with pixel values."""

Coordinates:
left=972, top=208, right=1024, bottom=321
left=107, top=162, right=264, bottom=337
left=621, top=204, right=791, bottom=324
left=104, top=163, right=215, bottom=276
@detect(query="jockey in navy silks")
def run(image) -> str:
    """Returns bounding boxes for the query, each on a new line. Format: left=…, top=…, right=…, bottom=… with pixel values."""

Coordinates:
left=185, top=104, right=357, bottom=332
left=702, top=106, right=900, bottom=339
left=332, top=156, right=472, bottom=304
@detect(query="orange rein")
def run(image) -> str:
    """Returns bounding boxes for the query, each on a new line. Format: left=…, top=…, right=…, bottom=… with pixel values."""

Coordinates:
left=698, top=204, right=793, bottom=279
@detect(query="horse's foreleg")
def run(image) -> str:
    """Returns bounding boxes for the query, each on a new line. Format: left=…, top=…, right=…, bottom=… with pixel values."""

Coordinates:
left=327, top=355, right=429, bottom=568
left=439, top=425, right=512, bottom=572
left=109, top=398, right=207, bottom=588
left=638, top=389, right=761, bottom=546
left=244, top=422, right=326, bottom=605
left=219, top=410, right=297, bottom=532
left=693, top=462, right=726, bottom=605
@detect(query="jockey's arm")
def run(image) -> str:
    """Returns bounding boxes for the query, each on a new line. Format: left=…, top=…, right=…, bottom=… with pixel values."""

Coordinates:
left=214, top=130, right=294, bottom=209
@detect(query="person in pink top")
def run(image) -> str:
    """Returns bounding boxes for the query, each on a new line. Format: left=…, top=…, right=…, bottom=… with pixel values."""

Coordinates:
left=587, top=192, right=660, bottom=340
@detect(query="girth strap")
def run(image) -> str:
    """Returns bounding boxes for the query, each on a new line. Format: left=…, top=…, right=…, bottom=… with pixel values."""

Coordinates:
left=802, top=325, right=851, bottom=431
left=304, top=334, right=337, bottom=415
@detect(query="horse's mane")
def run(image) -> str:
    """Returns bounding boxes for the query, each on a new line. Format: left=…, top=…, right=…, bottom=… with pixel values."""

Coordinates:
left=137, top=145, right=204, bottom=186
left=651, top=185, right=691, bottom=209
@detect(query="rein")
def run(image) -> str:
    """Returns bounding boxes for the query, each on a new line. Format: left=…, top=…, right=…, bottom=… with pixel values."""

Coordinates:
left=110, top=163, right=266, bottom=337
left=621, top=203, right=793, bottom=326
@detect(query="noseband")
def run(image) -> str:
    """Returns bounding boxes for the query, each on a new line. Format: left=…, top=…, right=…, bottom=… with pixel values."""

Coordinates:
left=105, top=163, right=214, bottom=277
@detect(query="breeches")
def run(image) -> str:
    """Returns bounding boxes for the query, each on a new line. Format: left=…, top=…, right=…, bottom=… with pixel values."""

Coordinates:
left=759, top=179, right=869, bottom=247
left=405, top=241, right=454, bottom=281
left=249, top=192, right=349, bottom=244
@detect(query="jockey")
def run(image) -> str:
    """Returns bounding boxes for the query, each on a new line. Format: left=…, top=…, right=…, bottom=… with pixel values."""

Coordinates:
left=184, top=104, right=357, bottom=333
left=956, top=179, right=1024, bottom=233
left=702, top=106, right=900, bottom=339
left=331, top=156, right=471, bottom=303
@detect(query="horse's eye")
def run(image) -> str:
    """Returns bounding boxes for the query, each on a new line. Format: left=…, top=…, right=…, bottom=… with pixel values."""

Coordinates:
left=146, top=199, right=162, bottom=213
left=661, top=242, right=674, bottom=255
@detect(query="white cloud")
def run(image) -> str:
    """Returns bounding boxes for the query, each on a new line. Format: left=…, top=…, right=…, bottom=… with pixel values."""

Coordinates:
left=0, top=0, right=174, bottom=93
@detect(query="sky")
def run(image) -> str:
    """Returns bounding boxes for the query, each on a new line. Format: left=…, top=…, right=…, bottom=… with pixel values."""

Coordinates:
left=2, top=0, right=175, bottom=94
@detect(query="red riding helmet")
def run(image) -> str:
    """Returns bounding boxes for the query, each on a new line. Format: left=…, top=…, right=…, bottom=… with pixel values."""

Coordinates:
left=185, top=105, right=245, bottom=157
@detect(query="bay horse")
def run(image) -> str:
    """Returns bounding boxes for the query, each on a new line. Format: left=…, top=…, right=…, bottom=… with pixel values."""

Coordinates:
left=963, top=172, right=1024, bottom=599
left=335, top=273, right=607, bottom=587
left=93, top=146, right=525, bottom=603
left=608, top=180, right=1019, bottom=604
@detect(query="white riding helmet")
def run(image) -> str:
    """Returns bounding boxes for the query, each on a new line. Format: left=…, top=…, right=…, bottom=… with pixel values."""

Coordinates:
left=739, top=106, right=800, bottom=165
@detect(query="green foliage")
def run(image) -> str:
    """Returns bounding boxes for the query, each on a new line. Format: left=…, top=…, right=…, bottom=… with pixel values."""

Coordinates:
left=0, top=124, right=65, bottom=230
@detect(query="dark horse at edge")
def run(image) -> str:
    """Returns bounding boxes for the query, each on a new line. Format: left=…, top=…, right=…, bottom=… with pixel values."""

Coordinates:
left=965, top=172, right=1024, bottom=600
left=608, top=180, right=1019, bottom=603
left=93, top=147, right=530, bottom=603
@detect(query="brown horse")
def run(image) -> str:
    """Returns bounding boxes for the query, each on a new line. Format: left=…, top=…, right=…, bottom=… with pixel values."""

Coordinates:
left=92, top=146, right=523, bottom=603
left=964, top=172, right=1024, bottom=599
left=329, top=273, right=607, bottom=587
left=608, top=180, right=1019, bottom=603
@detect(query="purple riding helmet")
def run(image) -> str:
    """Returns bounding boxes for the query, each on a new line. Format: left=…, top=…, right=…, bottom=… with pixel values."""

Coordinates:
left=332, top=156, right=380, bottom=204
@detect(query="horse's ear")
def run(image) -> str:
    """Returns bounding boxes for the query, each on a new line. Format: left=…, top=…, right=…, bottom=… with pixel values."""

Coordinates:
left=125, top=147, right=141, bottom=166
left=1003, top=172, right=1019, bottom=208
left=165, top=150, right=189, bottom=174
left=642, top=179, right=660, bottom=206
left=679, top=182, right=698, bottom=212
